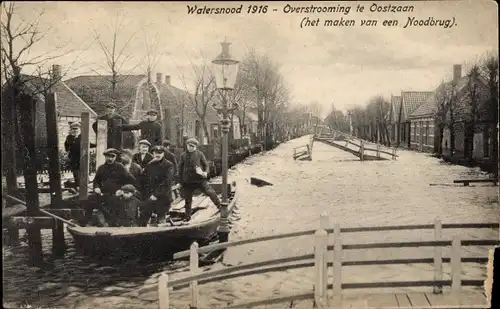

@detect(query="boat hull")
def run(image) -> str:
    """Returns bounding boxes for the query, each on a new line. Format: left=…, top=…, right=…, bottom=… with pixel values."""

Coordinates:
left=67, top=182, right=237, bottom=260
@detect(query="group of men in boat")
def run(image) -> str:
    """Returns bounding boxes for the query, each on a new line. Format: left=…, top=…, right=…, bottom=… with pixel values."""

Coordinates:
left=64, top=103, right=222, bottom=227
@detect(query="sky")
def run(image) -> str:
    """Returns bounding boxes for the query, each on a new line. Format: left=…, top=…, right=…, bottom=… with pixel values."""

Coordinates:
left=5, top=1, right=498, bottom=116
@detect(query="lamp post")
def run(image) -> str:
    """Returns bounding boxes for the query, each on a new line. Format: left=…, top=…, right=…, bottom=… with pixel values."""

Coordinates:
left=212, top=40, right=239, bottom=242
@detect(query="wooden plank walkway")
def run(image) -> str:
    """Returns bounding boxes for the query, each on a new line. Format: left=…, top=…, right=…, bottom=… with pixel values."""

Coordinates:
left=239, top=291, right=488, bottom=308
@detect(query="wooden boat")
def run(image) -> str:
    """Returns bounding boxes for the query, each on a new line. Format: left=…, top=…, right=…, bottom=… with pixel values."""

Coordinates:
left=66, top=181, right=238, bottom=259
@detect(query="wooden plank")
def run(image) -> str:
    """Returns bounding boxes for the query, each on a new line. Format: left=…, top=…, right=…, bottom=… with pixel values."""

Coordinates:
left=395, top=293, right=411, bottom=307
left=5, top=216, right=54, bottom=230
left=406, top=292, right=431, bottom=307
left=291, top=299, right=314, bottom=308
left=457, top=291, right=488, bottom=306
left=45, top=92, right=65, bottom=256
left=425, top=292, right=459, bottom=306
left=79, top=112, right=90, bottom=200
left=96, top=120, right=108, bottom=170
left=18, top=94, right=43, bottom=265
left=364, top=293, right=398, bottom=307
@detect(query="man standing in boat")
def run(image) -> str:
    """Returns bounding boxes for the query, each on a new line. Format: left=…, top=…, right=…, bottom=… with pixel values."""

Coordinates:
left=133, top=139, right=153, bottom=169
left=138, top=145, right=174, bottom=226
left=120, top=149, right=143, bottom=181
left=64, top=122, right=96, bottom=187
left=178, top=138, right=221, bottom=221
left=121, top=109, right=163, bottom=147
left=83, top=148, right=139, bottom=226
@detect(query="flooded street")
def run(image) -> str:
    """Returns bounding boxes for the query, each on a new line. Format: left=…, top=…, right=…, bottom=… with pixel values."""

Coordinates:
left=3, top=135, right=498, bottom=309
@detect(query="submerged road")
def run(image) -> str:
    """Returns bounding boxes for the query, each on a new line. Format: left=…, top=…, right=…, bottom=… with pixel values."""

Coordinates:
left=3, top=135, right=498, bottom=308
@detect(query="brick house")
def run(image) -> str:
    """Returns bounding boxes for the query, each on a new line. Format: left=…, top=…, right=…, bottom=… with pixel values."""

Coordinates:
left=1, top=65, right=97, bottom=152
left=398, top=91, right=434, bottom=148
left=407, top=94, right=437, bottom=152
left=65, top=73, right=158, bottom=148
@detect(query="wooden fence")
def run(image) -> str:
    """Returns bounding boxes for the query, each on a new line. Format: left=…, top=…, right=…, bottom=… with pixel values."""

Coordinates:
left=293, top=135, right=315, bottom=161
left=158, top=215, right=499, bottom=309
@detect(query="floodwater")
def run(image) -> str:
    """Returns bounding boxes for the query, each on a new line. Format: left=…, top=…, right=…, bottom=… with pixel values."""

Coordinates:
left=3, top=135, right=498, bottom=309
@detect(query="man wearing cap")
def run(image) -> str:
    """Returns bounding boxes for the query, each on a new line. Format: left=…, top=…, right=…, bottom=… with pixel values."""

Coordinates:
left=162, top=139, right=178, bottom=181
left=122, top=109, right=163, bottom=147
left=179, top=138, right=221, bottom=221
left=92, top=102, right=129, bottom=149
left=133, top=139, right=153, bottom=169
left=120, top=149, right=143, bottom=180
left=64, top=122, right=96, bottom=187
left=138, top=146, right=174, bottom=226
left=83, top=148, right=139, bottom=226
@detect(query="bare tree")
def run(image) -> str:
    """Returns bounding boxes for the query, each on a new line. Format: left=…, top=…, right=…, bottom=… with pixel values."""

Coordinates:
left=434, top=80, right=458, bottom=155
left=90, top=12, right=141, bottom=102
left=478, top=53, right=499, bottom=175
left=178, top=59, right=218, bottom=144
left=462, top=65, right=482, bottom=162
left=1, top=2, right=84, bottom=179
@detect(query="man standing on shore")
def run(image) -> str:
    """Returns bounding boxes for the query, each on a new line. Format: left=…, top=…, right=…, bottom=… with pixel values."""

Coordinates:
left=92, top=102, right=128, bottom=149
left=64, top=122, right=96, bottom=187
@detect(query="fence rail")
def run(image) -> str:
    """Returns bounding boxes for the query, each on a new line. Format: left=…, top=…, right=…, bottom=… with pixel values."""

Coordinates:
left=159, top=216, right=499, bottom=309
left=327, top=129, right=398, bottom=161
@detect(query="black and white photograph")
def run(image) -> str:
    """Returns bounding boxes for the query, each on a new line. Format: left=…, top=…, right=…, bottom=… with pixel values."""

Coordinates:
left=1, top=1, right=499, bottom=308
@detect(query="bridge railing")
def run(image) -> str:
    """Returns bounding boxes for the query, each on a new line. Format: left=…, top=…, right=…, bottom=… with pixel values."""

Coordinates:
left=158, top=215, right=499, bottom=309
left=320, top=130, right=398, bottom=160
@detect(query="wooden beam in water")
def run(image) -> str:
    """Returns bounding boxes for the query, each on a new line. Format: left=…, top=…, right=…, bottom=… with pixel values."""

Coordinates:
left=5, top=216, right=54, bottom=230
left=79, top=112, right=90, bottom=200
left=45, top=92, right=66, bottom=256
left=18, top=94, right=43, bottom=265
left=95, top=120, right=107, bottom=171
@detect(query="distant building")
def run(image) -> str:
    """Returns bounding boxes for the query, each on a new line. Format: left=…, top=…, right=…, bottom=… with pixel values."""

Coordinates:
left=398, top=91, right=434, bottom=148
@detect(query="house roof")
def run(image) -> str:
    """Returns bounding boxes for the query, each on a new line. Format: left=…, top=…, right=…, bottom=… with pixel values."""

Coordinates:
left=408, top=94, right=437, bottom=119
left=400, top=91, right=434, bottom=121
left=390, top=95, right=402, bottom=124
left=1, top=74, right=96, bottom=117
left=65, top=75, right=147, bottom=118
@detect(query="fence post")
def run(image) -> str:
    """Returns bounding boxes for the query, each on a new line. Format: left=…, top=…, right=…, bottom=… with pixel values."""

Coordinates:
left=320, top=214, right=331, bottom=302
left=333, top=224, right=342, bottom=306
left=314, top=229, right=328, bottom=308
left=158, top=272, right=169, bottom=309
left=376, top=143, right=380, bottom=159
left=360, top=141, right=364, bottom=161
left=451, top=236, right=461, bottom=296
left=433, top=218, right=443, bottom=294
left=190, top=242, right=199, bottom=309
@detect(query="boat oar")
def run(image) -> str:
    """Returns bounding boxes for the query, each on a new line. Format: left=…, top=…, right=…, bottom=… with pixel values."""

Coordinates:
left=5, top=194, right=81, bottom=227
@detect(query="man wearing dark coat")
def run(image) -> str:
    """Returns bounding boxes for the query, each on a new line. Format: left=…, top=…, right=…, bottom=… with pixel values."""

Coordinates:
left=179, top=138, right=220, bottom=221
left=120, top=149, right=143, bottom=182
left=162, top=139, right=178, bottom=181
left=64, top=122, right=96, bottom=186
left=92, top=102, right=129, bottom=149
left=122, top=109, right=163, bottom=147
left=138, top=146, right=174, bottom=226
left=132, top=139, right=154, bottom=169
left=83, top=148, right=139, bottom=226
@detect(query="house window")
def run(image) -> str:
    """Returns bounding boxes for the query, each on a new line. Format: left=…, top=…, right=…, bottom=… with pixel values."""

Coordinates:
left=211, top=124, right=219, bottom=140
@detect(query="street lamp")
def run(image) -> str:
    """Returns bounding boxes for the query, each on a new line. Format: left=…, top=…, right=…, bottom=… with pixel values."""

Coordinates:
left=212, top=40, right=239, bottom=242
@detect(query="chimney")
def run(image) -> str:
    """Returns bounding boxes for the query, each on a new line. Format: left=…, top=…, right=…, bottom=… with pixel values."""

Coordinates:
left=156, top=73, right=162, bottom=84
left=165, top=75, right=171, bottom=85
left=453, top=64, right=462, bottom=82
left=52, top=64, right=62, bottom=81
